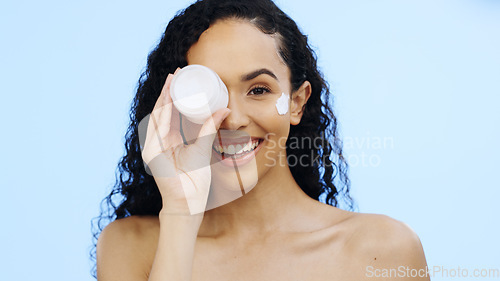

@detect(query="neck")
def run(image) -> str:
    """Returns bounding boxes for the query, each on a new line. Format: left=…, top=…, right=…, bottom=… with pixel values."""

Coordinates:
left=199, top=163, right=316, bottom=239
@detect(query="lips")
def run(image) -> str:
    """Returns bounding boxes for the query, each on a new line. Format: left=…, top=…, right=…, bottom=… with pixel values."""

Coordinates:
left=211, top=129, right=264, bottom=167
left=212, top=137, right=263, bottom=159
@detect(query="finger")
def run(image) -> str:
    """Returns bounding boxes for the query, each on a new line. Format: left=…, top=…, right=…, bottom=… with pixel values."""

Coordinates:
left=158, top=68, right=184, bottom=132
left=152, top=104, right=171, bottom=149
left=157, top=72, right=184, bottom=147
left=141, top=71, right=182, bottom=165
left=163, top=82, right=181, bottom=134
left=140, top=112, right=164, bottom=163
left=142, top=73, right=174, bottom=147
left=194, top=108, right=231, bottom=151
left=147, top=73, right=175, bottom=145
left=156, top=73, right=175, bottom=109
left=151, top=74, right=171, bottom=113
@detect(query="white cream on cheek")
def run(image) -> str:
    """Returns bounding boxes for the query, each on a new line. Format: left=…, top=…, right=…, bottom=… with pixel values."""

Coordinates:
left=276, top=92, right=289, bottom=115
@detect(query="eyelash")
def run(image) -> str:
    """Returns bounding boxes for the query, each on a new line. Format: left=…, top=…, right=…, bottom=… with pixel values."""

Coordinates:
left=248, top=85, right=271, bottom=96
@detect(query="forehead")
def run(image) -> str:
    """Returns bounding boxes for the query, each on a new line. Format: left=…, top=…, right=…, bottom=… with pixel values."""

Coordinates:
left=186, top=19, right=289, bottom=85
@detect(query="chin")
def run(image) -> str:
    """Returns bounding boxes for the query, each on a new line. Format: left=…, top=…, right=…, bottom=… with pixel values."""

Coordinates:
left=205, top=156, right=259, bottom=210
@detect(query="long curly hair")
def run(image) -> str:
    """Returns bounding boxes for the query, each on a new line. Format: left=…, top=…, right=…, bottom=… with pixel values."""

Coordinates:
left=91, top=0, right=355, bottom=278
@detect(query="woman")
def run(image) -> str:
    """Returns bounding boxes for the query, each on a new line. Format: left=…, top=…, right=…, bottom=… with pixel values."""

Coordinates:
left=93, top=0, right=429, bottom=280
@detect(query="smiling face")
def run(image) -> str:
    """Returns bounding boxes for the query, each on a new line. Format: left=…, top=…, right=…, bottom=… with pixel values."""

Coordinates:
left=184, top=19, right=310, bottom=205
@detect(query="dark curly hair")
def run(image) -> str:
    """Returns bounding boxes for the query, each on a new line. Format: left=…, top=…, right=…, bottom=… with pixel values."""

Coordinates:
left=91, top=0, right=355, bottom=278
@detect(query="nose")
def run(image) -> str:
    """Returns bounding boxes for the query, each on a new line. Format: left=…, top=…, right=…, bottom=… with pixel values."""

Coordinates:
left=220, top=92, right=251, bottom=130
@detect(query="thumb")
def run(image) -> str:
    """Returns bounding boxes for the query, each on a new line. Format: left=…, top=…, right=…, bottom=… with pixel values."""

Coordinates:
left=193, top=108, right=231, bottom=151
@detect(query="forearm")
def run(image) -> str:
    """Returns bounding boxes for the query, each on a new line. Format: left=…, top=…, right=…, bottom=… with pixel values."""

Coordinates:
left=148, top=212, right=203, bottom=281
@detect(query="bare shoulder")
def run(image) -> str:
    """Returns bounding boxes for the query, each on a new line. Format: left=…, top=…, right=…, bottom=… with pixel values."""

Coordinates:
left=96, top=216, right=159, bottom=281
left=339, top=212, right=429, bottom=280
left=343, top=212, right=422, bottom=245
left=99, top=215, right=159, bottom=240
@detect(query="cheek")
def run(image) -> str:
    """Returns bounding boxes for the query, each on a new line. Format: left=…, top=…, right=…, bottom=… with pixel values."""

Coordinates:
left=275, top=93, right=289, bottom=115
left=248, top=102, right=290, bottom=145
left=248, top=100, right=287, bottom=123
left=248, top=95, right=290, bottom=119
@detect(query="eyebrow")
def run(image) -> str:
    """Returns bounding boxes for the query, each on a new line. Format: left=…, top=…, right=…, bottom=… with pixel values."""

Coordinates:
left=241, top=68, right=279, bottom=82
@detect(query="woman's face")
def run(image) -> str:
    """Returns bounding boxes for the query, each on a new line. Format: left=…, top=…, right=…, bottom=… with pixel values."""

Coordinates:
left=184, top=19, right=308, bottom=206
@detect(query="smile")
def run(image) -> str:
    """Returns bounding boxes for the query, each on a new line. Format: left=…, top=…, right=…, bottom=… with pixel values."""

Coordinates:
left=212, top=138, right=264, bottom=159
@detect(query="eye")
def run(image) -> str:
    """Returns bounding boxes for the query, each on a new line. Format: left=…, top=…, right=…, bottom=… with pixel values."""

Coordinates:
left=248, top=86, right=271, bottom=96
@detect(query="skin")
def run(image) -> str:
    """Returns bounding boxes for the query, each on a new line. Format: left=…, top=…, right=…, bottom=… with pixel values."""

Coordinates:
left=97, top=19, right=430, bottom=281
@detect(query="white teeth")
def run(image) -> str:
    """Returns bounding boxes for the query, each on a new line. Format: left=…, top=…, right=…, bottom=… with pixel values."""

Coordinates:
left=242, top=142, right=250, bottom=152
left=213, top=139, right=261, bottom=155
left=235, top=144, right=243, bottom=154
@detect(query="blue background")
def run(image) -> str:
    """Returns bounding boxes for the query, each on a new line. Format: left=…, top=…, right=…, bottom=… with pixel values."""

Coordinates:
left=1, top=0, right=498, bottom=280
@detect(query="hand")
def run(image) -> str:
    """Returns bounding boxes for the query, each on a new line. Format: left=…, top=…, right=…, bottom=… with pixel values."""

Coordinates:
left=140, top=69, right=231, bottom=215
